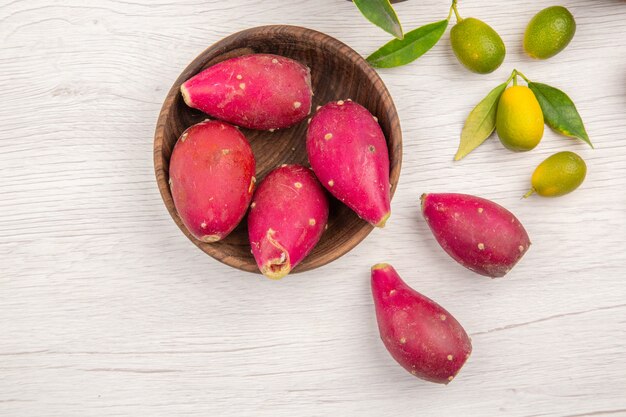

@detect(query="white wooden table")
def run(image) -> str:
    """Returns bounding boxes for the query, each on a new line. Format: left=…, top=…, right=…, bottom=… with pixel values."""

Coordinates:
left=1, top=1, right=625, bottom=415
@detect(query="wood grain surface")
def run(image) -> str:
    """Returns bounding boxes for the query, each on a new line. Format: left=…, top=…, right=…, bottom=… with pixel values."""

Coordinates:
left=154, top=25, right=402, bottom=274
left=1, top=0, right=625, bottom=416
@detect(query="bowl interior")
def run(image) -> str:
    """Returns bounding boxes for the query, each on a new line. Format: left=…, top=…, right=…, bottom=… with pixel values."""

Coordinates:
left=154, top=25, right=402, bottom=274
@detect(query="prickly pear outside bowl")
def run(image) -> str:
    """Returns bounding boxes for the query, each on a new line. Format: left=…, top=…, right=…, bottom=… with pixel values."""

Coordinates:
left=154, top=25, right=402, bottom=274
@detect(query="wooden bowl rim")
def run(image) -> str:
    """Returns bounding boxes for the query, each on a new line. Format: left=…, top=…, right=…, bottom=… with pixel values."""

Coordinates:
left=154, top=24, right=402, bottom=274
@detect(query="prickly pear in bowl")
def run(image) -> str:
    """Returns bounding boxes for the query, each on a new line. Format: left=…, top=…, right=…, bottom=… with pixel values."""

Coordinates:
left=154, top=25, right=402, bottom=274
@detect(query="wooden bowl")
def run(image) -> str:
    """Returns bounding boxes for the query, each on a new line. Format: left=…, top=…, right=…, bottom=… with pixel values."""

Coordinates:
left=154, top=25, right=402, bottom=274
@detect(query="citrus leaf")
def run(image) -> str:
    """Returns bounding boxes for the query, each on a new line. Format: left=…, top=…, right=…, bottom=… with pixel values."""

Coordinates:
left=528, top=82, right=593, bottom=148
left=354, top=0, right=404, bottom=40
left=454, top=82, right=508, bottom=160
left=367, top=19, right=448, bottom=68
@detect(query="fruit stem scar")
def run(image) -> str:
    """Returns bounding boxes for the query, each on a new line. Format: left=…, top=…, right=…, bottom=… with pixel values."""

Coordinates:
left=371, top=263, right=390, bottom=271
left=263, top=230, right=291, bottom=280
left=375, top=212, right=390, bottom=228
left=201, top=234, right=220, bottom=243
left=180, top=84, right=192, bottom=106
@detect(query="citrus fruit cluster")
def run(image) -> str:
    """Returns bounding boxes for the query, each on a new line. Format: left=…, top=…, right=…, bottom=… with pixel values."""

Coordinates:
left=456, top=67, right=590, bottom=198
left=357, top=2, right=576, bottom=73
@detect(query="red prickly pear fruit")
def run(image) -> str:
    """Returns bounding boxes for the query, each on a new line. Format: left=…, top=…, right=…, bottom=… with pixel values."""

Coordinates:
left=421, top=193, right=531, bottom=278
left=248, top=165, right=329, bottom=279
left=180, top=54, right=312, bottom=130
left=306, top=100, right=391, bottom=227
left=169, top=120, right=256, bottom=243
left=371, top=263, right=472, bottom=384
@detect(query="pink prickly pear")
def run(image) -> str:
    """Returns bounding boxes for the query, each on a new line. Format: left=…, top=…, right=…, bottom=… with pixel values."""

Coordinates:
left=421, top=193, right=531, bottom=278
left=169, top=120, right=256, bottom=242
left=181, top=54, right=312, bottom=130
left=371, top=263, right=472, bottom=384
left=248, top=165, right=329, bottom=279
left=307, top=100, right=391, bottom=227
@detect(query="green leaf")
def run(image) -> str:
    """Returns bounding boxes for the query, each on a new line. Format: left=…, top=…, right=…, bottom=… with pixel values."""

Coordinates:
left=454, top=82, right=508, bottom=160
left=367, top=19, right=449, bottom=68
left=528, top=82, right=593, bottom=148
left=354, top=0, right=404, bottom=40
